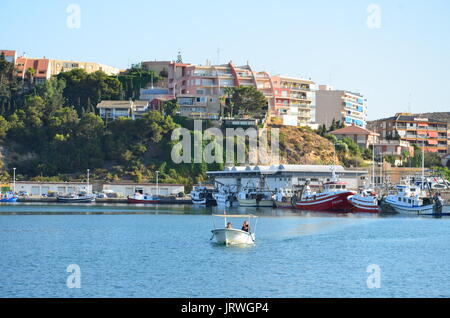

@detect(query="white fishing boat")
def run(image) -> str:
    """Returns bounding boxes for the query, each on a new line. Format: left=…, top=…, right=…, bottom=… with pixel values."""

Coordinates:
left=274, top=187, right=295, bottom=208
left=210, top=214, right=258, bottom=245
left=383, top=184, right=437, bottom=214
left=213, top=185, right=235, bottom=206
left=237, top=187, right=274, bottom=207
left=190, top=186, right=216, bottom=206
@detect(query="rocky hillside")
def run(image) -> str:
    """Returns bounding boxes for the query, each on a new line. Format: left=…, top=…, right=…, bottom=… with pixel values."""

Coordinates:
left=269, top=125, right=336, bottom=165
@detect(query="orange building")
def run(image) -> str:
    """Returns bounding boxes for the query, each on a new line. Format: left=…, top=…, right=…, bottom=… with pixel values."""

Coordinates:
left=368, top=113, right=448, bottom=154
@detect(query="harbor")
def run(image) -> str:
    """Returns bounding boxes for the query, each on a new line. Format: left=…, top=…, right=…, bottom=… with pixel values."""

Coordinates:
left=1, top=203, right=450, bottom=298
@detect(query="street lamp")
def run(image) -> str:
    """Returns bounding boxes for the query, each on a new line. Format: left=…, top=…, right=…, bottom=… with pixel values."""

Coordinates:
left=156, top=171, right=160, bottom=198
left=13, top=168, right=16, bottom=194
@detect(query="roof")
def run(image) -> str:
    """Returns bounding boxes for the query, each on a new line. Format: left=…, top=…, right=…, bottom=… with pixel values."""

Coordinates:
left=96, top=100, right=132, bottom=108
left=15, top=57, right=50, bottom=78
left=394, top=114, right=447, bottom=124
left=330, top=125, right=379, bottom=136
left=208, top=164, right=364, bottom=175
left=103, top=182, right=183, bottom=186
left=15, top=181, right=90, bottom=185
left=0, top=50, right=16, bottom=57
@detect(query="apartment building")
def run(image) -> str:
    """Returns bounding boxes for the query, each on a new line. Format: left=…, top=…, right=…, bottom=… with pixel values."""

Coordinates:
left=271, top=76, right=316, bottom=126
left=0, top=50, right=17, bottom=64
left=142, top=59, right=317, bottom=125
left=316, top=85, right=367, bottom=128
left=15, top=57, right=51, bottom=84
left=368, top=113, right=448, bottom=154
left=49, top=59, right=120, bottom=76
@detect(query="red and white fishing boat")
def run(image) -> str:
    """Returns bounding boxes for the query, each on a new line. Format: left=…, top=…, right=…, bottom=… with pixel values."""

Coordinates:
left=127, top=193, right=160, bottom=204
left=294, top=168, right=355, bottom=212
left=348, top=189, right=379, bottom=213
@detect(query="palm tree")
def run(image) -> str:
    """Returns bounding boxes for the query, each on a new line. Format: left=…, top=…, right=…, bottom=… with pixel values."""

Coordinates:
left=26, top=67, right=36, bottom=85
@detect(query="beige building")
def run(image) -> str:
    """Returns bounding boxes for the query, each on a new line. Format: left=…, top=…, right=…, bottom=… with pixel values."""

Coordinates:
left=49, top=59, right=120, bottom=76
left=316, top=85, right=367, bottom=128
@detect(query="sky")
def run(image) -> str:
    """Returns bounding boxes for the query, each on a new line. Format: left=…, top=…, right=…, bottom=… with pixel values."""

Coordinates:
left=1, top=0, right=449, bottom=120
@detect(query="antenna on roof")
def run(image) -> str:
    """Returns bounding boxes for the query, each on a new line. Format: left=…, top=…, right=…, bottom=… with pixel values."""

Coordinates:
left=216, top=47, right=222, bottom=65
left=176, top=51, right=183, bottom=63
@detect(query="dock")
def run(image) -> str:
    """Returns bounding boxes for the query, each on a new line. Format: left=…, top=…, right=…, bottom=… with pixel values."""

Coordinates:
left=16, top=197, right=192, bottom=204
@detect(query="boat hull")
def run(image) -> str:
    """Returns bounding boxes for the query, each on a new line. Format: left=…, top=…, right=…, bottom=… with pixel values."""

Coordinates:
left=274, top=200, right=294, bottom=209
left=238, top=198, right=273, bottom=207
left=192, top=198, right=217, bottom=206
left=0, top=197, right=18, bottom=203
left=211, top=229, right=255, bottom=245
left=56, top=196, right=95, bottom=203
left=127, top=198, right=160, bottom=204
left=348, top=195, right=379, bottom=213
left=384, top=198, right=435, bottom=215
left=294, top=192, right=354, bottom=212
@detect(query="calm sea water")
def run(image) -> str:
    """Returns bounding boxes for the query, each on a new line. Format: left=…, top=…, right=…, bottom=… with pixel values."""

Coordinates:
left=1, top=203, right=450, bottom=298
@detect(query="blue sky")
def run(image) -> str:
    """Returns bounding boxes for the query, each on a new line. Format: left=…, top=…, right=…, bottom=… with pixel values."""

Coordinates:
left=1, top=0, right=449, bottom=120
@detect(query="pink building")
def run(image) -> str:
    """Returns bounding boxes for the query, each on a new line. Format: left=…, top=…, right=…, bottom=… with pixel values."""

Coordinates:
left=142, top=59, right=316, bottom=125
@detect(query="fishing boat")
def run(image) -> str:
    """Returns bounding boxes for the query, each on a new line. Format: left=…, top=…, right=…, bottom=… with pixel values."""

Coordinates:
left=382, top=184, right=441, bottom=215
left=237, top=187, right=273, bottom=207
left=274, top=187, right=296, bottom=208
left=213, top=185, right=235, bottom=207
left=56, top=193, right=95, bottom=203
left=127, top=192, right=160, bottom=204
left=210, top=214, right=258, bottom=245
left=294, top=169, right=355, bottom=212
left=0, top=192, right=18, bottom=203
left=348, top=188, right=379, bottom=213
left=190, top=186, right=217, bottom=206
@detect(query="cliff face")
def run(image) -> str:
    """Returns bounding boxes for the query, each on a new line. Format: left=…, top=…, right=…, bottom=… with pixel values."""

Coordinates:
left=269, top=125, right=336, bottom=165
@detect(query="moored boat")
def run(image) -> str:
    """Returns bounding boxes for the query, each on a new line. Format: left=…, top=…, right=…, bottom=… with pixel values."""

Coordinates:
left=0, top=192, right=18, bottom=203
left=191, top=186, right=217, bottom=206
left=57, top=193, right=95, bottom=203
left=127, top=192, right=160, bottom=204
left=294, top=169, right=355, bottom=212
left=237, top=187, right=273, bottom=207
left=213, top=185, right=234, bottom=206
left=382, top=184, right=441, bottom=215
left=274, top=187, right=295, bottom=208
left=348, top=189, right=379, bottom=213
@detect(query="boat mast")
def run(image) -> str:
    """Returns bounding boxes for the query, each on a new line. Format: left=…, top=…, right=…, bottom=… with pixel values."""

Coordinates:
left=87, top=169, right=90, bottom=194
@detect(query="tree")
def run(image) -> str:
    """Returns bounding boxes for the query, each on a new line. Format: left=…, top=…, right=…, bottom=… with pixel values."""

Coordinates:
left=57, top=69, right=122, bottom=114
left=225, top=86, right=267, bottom=118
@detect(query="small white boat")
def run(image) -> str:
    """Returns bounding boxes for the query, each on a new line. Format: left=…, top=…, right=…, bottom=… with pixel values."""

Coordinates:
left=57, top=193, right=95, bottom=203
left=211, top=214, right=258, bottom=245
